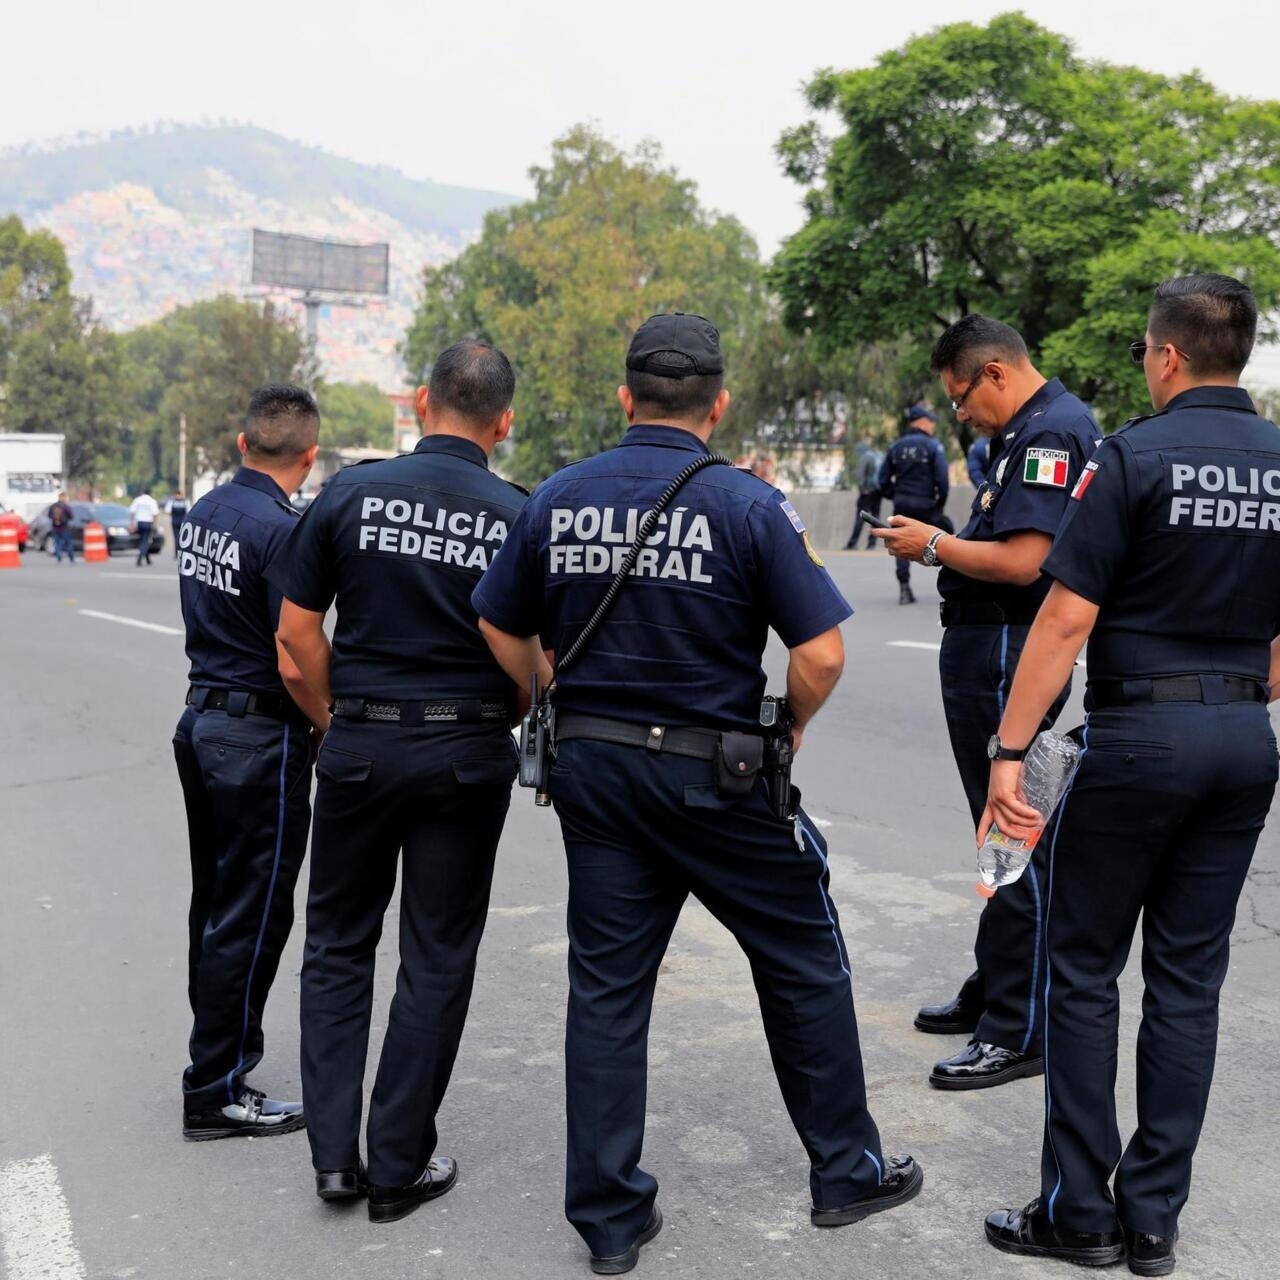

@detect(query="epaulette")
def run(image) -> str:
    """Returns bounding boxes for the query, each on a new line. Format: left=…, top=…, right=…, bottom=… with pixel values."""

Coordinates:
left=504, top=478, right=531, bottom=496
left=1115, top=408, right=1169, bottom=435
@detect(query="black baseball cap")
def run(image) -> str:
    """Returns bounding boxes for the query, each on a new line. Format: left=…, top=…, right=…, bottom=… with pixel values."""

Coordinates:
left=905, top=402, right=938, bottom=423
left=626, top=312, right=725, bottom=379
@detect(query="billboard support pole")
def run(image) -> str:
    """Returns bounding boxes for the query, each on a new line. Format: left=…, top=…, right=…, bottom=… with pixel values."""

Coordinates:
left=303, top=292, right=321, bottom=345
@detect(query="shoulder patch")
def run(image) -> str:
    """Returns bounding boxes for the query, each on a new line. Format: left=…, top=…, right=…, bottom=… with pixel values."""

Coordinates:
left=778, top=500, right=806, bottom=533
left=1023, top=448, right=1070, bottom=488
left=1071, top=459, right=1100, bottom=500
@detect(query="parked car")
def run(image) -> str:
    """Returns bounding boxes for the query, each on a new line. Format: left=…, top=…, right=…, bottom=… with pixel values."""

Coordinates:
left=27, top=502, right=165, bottom=556
left=0, top=502, right=29, bottom=551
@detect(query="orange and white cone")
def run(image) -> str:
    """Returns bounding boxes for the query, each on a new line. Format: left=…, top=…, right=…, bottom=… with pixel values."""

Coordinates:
left=83, top=521, right=109, bottom=563
left=0, top=526, right=19, bottom=569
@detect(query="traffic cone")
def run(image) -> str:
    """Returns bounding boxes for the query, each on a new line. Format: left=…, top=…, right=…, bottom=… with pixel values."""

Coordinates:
left=83, top=521, right=109, bottom=563
left=0, top=526, right=19, bottom=569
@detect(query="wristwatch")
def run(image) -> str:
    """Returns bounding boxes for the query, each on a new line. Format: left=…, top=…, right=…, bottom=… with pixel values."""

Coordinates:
left=987, top=734, right=1029, bottom=762
left=921, top=530, right=949, bottom=567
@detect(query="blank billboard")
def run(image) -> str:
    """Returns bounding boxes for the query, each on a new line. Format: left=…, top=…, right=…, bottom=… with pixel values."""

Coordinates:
left=251, top=230, right=389, bottom=295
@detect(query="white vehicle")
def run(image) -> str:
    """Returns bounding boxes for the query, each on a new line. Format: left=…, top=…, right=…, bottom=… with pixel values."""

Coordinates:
left=0, top=434, right=65, bottom=520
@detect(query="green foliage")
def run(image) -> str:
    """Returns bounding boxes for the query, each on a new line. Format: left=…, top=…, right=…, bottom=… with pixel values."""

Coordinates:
left=771, top=14, right=1280, bottom=426
left=118, top=296, right=316, bottom=481
left=315, top=380, right=393, bottom=450
left=402, top=126, right=766, bottom=483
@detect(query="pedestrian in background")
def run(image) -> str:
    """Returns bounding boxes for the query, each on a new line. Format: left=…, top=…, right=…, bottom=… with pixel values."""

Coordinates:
left=49, top=490, right=75, bottom=563
left=843, top=440, right=885, bottom=549
left=878, top=405, right=950, bottom=602
left=130, top=487, right=160, bottom=565
left=167, top=490, right=190, bottom=559
left=174, top=384, right=326, bottom=1141
left=982, top=273, right=1280, bottom=1275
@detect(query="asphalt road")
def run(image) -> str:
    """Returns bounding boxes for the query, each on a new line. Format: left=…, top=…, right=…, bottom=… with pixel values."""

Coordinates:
left=2, top=548, right=1278, bottom=1280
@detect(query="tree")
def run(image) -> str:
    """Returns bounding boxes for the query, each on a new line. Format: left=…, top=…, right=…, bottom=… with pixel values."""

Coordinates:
left=402, top=125, right=764, bottom=483
left=771, top=14, right=1280, bottom=426
left=314, top=381, right=393, bottom=450
left=0, top=215, right=74, bottom=385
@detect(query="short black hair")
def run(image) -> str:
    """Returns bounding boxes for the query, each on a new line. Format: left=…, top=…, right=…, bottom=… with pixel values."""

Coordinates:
left=1149, top=273, right=1257, bottom=377
left=428, top=341, right=515, bottom=425
left=626, top=354, right=724, bottom=422
left=244, top=384, right=320, bottom=457
left=930, top=314, right=1030, bottom=380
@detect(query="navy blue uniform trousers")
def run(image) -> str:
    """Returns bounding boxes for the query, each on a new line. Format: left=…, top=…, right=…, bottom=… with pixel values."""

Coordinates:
left=299, top=719, right=516, bottom=1187
left=173, top=705, right=314, bottom=1111
left=1039, top=699, right=1276, bottom=1236
left=939, top=623, right=1069, bottom=1053
left=550, top=739, right=884, bottom=1260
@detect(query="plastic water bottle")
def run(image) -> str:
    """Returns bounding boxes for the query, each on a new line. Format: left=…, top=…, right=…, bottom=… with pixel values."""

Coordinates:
left=976, top=730, right=1079, bottom=897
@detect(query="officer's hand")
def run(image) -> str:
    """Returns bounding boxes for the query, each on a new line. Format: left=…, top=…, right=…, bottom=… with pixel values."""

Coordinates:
left=871, top=517, right=934, bottom=561
left=978, top=760, right=1043, bottom=844
left=311, top=719, right=330, bottom=753
left=791, top=725, right=805, bottom=756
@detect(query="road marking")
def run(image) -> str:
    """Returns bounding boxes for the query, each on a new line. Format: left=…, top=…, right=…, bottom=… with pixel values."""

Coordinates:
left=100, top=572, right=179, bottom=581
left=0, top=1154, right=86, bottom=1280
left=887, top=640, right=942, bottom=652
left=78, top=609, right=182, bottom=636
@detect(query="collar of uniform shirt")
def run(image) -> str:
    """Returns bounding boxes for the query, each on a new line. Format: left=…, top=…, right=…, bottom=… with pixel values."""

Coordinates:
left=412, top=435, right=492, bottom=468
left=1161, top=385, right=1257, bottom=415
left=998, top=377, right=1067, bottom=444
left=230, top=467, right=290, bottom=501
left=617, top=424, right=710, bottom=452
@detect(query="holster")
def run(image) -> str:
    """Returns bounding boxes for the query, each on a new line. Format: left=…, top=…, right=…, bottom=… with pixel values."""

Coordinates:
left=714, top=731, right=764, bottom=798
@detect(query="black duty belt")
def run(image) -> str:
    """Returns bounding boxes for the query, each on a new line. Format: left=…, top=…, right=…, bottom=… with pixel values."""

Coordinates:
left=940, top=600, right=1041, bottom=627
left=556, top=712, right=726, bottom=760
left=187, top=685, right=293, bottom=720
left=331, top=697, right=509, bottom=724
left=1086, top=675, right=1269, bottom=710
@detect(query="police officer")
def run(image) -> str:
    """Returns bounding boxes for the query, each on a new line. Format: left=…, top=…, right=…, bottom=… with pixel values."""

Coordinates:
left=473, top=313, right=922, bottom=1276
left=843, top=440, right=885, bottom=550
left=167, top=490, right=190, bottom=559
left=982, top=274, right=1280, bottom=1274
left=966, top=435, right=990, bottom=487
left=174, top=384, right=327, bottom=1140
left=878, top=404, right=950, bottom=602
left=874, top=316, right=1099, bottom=1091
left=271, top=342, right=525, bottom=1222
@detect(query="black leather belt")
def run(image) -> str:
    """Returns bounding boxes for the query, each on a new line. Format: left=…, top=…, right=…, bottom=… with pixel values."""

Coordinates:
left=187, top=685, right=292, bottom=720
left=331, top=696, right=509, bottom=724
left=940, top=600, right=1041, bottom=627
left=1086, top=675, right=1269, bottom=709
left=556, top=712, right=726, bottom=760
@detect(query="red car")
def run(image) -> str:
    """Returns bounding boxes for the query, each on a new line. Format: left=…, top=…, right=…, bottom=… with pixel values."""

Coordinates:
left=0, top=503, right=29, bottom=551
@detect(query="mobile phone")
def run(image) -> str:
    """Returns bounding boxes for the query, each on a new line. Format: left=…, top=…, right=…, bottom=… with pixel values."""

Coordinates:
left=859, top=510, right=890, bottom=530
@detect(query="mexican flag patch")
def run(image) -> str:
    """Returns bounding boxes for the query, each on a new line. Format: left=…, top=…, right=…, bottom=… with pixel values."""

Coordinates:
left=1024, top=448, right=1070, bottom=487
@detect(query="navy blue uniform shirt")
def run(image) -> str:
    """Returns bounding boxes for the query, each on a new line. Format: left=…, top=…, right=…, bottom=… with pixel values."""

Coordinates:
left=940, top=379, right=1101, bottom=611
left=179, top=467, right=299, bottom=693
left=1043, top=386, right=1280, bottom=682
left=267, top=435, right=526, bottom=699
left=471, top=424, right=852, bottom=732
left=878, top=427, right=949, bottom=510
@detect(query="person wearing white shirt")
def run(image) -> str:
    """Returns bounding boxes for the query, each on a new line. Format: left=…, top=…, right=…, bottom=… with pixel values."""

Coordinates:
left=129, top=489, right=161, bottom=566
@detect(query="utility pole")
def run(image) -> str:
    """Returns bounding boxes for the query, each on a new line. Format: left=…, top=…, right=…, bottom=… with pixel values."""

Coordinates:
left=179, top=413, right=188, bottom=494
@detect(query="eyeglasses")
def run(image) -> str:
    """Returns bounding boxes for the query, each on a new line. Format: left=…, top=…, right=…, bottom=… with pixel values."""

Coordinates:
left=1128, top=340, right=1193, bottom=366
left=950, top=369, right=986, bottom=414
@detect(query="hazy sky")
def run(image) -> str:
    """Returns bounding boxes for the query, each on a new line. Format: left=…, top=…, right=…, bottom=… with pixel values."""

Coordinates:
left=3, top=0, right=1278, bottom=254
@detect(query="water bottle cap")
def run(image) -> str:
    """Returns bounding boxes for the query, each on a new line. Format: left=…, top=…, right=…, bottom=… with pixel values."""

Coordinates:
left=975, top=882, right=996, bottom=899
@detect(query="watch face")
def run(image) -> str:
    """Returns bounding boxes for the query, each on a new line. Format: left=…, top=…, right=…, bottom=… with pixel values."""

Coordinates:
left=987, top=734, right=999, bottom=760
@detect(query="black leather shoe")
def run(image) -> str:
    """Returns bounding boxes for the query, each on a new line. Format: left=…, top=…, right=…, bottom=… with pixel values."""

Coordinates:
left=899, top=583, right=916, bottom=604
left=588, top=1205, right=663, bottom=1275
left=367, top=1156, right=458, bottom=1223
left=986, top=1200, right=1124, bottom=1267
left=183, top=1086, right=305, bottom=1140
left=929, top=1040, right=1044, bottom=1090
left=914, top=994, right=981, bottom=1035
left=811, top=1154, right=924, bottom=1227
left=1124, top=1227, right=1177, bottom=1276
left=316, top=1158, right=367, bottom=1201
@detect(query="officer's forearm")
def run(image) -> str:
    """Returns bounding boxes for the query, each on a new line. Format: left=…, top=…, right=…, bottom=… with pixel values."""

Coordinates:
left=277, top=601, right=333, bottom=710
left=996, top=582, right=1097, bottom=747
left=785, top=627, right=844, bottom=732
left=478, top=619, right=553, bottom=698
left=276, top=638, right=332, bottom=732
left=1269, top=637, right=1280, bottom=701
left=935, top=529, right=1051, bottom=586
